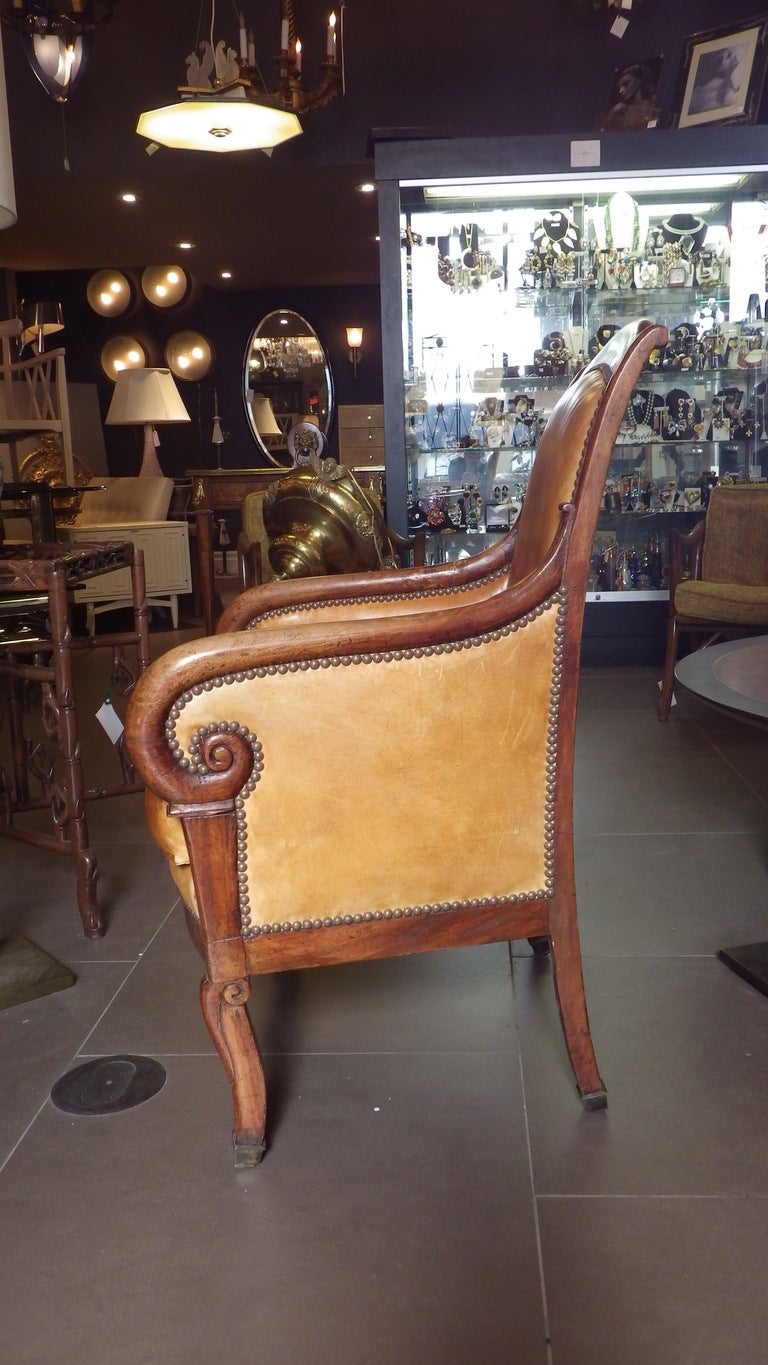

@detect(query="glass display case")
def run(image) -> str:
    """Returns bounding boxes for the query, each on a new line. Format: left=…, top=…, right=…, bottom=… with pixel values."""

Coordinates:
left=373, top=130, right=768, bottom=617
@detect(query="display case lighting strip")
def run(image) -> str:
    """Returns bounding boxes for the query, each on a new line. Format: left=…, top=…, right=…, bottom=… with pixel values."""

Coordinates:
left=421, top=173, right=747, bottom=201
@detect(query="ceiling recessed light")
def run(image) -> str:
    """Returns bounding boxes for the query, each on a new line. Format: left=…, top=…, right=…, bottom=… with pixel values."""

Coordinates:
left=356, top=182, right=376, bottom=194
left=120, top=192, right=137, bottom=204
left=220, top=270, right=232, bottom=279
left=177, top=241, right=194, bottom=250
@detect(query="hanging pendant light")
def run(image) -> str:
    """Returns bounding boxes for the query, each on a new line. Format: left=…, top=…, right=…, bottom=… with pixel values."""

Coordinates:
left=1, top=2, right=117, bottom=104
left=137, top=1, right=345, bottom=155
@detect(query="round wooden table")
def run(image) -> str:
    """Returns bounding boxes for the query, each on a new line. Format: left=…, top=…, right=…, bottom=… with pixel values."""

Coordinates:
left=676, top=636, right=768, bottom=994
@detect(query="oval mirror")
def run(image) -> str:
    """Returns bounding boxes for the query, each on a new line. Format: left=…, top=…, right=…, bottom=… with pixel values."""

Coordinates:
left=243, top=309, right=334, bottom=467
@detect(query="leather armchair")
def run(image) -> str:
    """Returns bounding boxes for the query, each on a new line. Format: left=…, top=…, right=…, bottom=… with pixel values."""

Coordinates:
left=125, top=319, right=667, bottom=1165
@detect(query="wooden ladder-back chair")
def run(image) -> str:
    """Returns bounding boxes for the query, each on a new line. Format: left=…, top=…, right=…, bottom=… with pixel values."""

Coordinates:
left=658, top=482, right=768, bottom=720
left=125, top=319, right=667, bottom=1166
left=0, top=319, right=75, bottom=483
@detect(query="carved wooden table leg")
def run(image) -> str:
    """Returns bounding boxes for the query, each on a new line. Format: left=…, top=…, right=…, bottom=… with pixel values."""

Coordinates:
left=48, top=565, right=103, bottom=938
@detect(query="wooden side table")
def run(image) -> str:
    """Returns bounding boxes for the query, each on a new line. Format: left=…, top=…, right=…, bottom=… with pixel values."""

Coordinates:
left=0, top=541, right=149, bottom=938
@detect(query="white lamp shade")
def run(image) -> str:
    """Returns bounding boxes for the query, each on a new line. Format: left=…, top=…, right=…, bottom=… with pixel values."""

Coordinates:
left=0, top=29, right=17, bottom=231
left=106, top=368, right=190, bottom=426
left=137, top=98, right=302, bottom=154
left=250, top=393, right=281, bottom=435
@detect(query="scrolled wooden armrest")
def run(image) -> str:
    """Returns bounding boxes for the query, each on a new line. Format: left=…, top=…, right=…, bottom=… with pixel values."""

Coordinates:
left=220, top=524, right=520, bottom=633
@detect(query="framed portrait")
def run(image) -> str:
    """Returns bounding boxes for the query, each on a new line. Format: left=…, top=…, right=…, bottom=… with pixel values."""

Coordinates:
left=674, top=15, right=768, bottom=129
left=600, top=55, right=663, bottom=132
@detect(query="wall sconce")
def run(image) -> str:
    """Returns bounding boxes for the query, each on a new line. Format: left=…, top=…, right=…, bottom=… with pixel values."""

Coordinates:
left=100, top=335, right=146, bottom=380
left=165, top=330, right=213, bottom=381
left=140, top=264, right=189, bottom=309
left=87, top=269, right=132, bottom=317
left=346, top=325, right=363, bottom=379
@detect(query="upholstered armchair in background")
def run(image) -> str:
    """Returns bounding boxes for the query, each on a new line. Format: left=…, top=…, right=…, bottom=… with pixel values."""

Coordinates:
left=658, top=483, right=768, bottom=719
left=125, top=319, right=667, bottom=1166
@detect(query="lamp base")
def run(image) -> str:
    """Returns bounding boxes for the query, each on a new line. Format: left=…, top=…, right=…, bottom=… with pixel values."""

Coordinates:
left=139, top=423, right=163, bottom=478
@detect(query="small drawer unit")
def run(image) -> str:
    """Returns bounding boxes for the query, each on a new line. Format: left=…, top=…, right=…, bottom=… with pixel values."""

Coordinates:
left=337, top=404, right=385, bottom=467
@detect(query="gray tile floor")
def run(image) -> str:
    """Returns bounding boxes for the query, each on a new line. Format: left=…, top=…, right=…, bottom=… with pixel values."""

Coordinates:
left=1, top=629, right=768, bottom=1365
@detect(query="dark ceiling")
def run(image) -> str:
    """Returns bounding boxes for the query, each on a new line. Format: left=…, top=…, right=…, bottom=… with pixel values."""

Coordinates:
left=0, top=0, right=764, bottom=294
left=0, top=1, right=385, bottom=291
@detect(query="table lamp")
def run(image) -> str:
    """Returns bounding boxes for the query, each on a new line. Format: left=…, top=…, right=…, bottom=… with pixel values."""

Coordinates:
left=105, top=368, right=190, bottom=477
left=250, top=393, right=281, bottom=437
left=20, top=300, right=63, bottom=352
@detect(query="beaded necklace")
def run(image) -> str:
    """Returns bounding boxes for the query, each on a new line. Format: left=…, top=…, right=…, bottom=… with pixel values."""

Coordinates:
left=604, top=194, right=640, bottom=256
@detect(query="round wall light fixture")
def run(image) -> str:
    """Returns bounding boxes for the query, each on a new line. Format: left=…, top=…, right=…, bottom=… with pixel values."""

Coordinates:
left=165, top=330, right=214, bottom=381
left=140, top=265, right=189, bottom=308
left=86, top=269, right=132, bottom=317
left=100, top=336, right=147, bottom=380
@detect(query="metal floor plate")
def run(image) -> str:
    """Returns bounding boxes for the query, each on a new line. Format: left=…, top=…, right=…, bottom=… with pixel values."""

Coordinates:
left=50, top=1055, right=167, bottom=1116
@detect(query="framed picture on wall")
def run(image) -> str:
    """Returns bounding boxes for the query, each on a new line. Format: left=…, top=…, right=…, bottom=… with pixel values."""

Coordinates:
left=674, top=15, right=768, bottom=129
left=599, top=56, right=663, bottom=131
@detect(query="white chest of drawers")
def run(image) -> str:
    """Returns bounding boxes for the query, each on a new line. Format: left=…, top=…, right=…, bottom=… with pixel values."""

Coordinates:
left=63, top=520, right=191, bottom=633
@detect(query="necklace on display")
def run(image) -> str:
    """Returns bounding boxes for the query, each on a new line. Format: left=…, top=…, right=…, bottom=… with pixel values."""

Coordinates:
left=604, top=193, right=640, bottom=256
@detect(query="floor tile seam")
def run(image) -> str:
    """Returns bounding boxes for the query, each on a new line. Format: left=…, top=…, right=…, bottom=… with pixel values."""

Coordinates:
left=63, top=956, right=150, bottom=967
left=578, top=827, right=763, bottom=837
left=535, top=1192, right=768, bottom=1201
left=74, top=1047, right=524, bottom=1060
left=55, top=907, right=181, bottom=1066
left=510, top=942, right=554, bottom=1365
left=520, top=1056, right=554, bottom=1364
left=512, top=951, right=727, bottom=965
left=0, top=939, right=160, bottom=1173
left=695, top=736, right=768, bottom=812
left=0, top=905, right=181, bottom=1174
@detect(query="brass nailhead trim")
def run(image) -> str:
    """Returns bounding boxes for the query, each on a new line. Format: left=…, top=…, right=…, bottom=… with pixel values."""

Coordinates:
left=239, top=566, right=509, bottom=628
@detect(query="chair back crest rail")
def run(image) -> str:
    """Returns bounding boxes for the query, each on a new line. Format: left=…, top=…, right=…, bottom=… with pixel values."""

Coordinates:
left=125, top=319, right=667, bottom=1166
left=221, top=320, right=667, bottom=635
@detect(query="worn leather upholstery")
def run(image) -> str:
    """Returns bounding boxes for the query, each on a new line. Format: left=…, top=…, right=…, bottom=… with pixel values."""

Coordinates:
left=126, top=319, right=667, bottom=1165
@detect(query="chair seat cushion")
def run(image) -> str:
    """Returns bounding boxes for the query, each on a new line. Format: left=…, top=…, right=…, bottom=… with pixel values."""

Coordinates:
left=675, top=579, right=768, bottom=625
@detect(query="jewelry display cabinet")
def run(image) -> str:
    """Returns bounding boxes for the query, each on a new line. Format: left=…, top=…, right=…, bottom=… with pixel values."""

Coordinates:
left=374, top=128, right=768, bottom=662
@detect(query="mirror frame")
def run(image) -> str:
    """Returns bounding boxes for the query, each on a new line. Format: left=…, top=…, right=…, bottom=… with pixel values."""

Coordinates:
left=243, top=308, right=335, bottom=467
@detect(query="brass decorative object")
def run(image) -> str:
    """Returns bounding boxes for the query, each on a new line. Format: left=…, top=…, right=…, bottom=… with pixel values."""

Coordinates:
left=19, top=433, right=92, bottom=524
left=263, top=454, right=397, bottom=578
